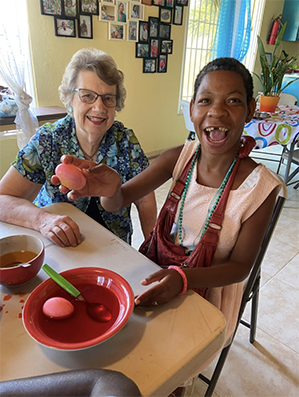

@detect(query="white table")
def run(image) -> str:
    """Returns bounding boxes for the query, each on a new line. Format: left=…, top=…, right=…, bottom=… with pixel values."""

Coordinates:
left=0, top=203, right=226, bottom=397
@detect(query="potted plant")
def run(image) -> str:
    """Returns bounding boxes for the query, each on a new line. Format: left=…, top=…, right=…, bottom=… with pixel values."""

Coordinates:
left=253, top=21, right=299, bottom=112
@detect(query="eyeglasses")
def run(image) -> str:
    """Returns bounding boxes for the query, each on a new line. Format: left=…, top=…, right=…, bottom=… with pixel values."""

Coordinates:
left=74, top=89, right=119, bottom=108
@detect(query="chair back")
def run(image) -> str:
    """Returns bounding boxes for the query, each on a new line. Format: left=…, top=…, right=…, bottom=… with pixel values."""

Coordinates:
left=278, top=93, right=297, bottom=105
left=180, top=100, right=195, bottom=132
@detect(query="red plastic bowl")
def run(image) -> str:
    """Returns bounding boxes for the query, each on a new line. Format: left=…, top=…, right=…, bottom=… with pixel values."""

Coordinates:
left=23, top=267, right=134, bottom=350
left=0, top=235, right=44, bottom=287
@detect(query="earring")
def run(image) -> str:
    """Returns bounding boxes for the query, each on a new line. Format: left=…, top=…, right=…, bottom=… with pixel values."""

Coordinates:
left=68, top=106, right=73, bottom=113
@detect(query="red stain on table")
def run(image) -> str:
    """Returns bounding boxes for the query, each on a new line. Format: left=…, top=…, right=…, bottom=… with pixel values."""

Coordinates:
left=3, top=294, right=12, bottom=301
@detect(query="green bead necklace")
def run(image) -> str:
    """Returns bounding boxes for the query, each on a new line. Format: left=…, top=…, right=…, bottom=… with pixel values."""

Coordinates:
left=176, top=144, right=239, bottom=251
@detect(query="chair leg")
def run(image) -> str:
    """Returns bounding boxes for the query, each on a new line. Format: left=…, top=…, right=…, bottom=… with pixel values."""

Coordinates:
left=276, top=146, right=287, bottom=174
left=249, top=271, right=261, bottom=343
left=198, top=344, right=232, bottom=397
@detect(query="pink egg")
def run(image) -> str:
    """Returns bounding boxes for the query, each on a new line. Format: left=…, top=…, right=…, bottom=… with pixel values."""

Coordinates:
left=55, top=164, right=86, bottom=190
left=43, top=297, right=74, bottom=320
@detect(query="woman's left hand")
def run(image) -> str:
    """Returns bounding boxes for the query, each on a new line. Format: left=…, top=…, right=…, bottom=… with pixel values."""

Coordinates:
left=134, top=268, right=184, bottom=307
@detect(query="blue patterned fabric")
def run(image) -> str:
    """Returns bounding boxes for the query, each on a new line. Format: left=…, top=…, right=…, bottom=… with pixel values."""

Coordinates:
left=12, top=115, right=149, bottom=244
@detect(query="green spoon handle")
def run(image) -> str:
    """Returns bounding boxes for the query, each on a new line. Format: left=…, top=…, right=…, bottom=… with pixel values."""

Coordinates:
left=42, top=264, right=81, bottom=298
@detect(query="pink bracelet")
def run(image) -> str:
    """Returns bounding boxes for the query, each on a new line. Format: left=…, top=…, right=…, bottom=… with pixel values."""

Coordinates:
left=168, top=266, right=187, bottom=295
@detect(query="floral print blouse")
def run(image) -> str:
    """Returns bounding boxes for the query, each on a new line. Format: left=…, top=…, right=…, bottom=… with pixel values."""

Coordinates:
left=12, top=115, right=149, bottom=245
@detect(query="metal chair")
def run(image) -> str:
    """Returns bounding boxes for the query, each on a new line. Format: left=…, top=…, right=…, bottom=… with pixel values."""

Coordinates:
left=276, top=144, right=299, bottom=189
left=198, top=177, right=287, bottom=397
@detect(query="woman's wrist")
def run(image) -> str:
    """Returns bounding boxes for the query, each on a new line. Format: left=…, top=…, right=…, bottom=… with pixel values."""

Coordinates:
left=168, top=266, right=187, bottom=295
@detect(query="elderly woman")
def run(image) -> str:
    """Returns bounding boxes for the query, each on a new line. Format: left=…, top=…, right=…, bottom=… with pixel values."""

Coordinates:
left=0, top=48, right=156, bottom=248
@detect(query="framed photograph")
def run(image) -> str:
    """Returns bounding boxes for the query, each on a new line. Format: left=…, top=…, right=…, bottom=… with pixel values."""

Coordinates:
left=102, top=0, right=115, bottom=4
left=175, top=0, right=188, bottom=5
left=62, top=0, right=78, bottom=17
left=136, top=42, right=150, bottom=58
left=173, top=4, right=183, bottom=25
left=129, top=2, right=144, bottom=20
left=41, top=0, right=62, bottom=16
left=159, top=23, right=171, bottom=39
left=159, top=7, right=172, bottom=24
left=54, top=17, right=76, bottom=37
left=150, top=38, right=159, bottom=58
left=116, top=1, right=128, bottom=23
left=160, top=39, right=173, bottom=54
left=79, top=0, right=98, bottom=15
left=152, top=0, right=165, bottom=6
left=149, top=16, right=159, bottom=38
left=143, top=58, right=156, bottom=73
left=165, top=0, right=174, bottom=7
left=108, top=22, right=125, bottom=40
left=78, top=14, right=93, bottom=38
left=141, top=0, right=152, bottom=5
left=99, top=4, right=116, bottom=21
left=158, top=54, right=167, bottom=73
left=127, top=20, right=138, bottom=41
left=139, top=21, right=149, bottom=43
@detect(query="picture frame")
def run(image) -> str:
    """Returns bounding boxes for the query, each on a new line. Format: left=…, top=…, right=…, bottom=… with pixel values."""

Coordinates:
left=158, top=54, right=167, bottom=73
left=129, top=2, right=144, bottom=20
left=149, top=16, right=159, bottom=38
left=102, top=0, right=115, bottom=4
left=150, top=38, right=159, bottom=58
left=159, top=23, right=171, bottom=39
left=116, top=1, right=128, bottom=23
left=127, top=20, right=139, bottom=41
left=41, top=0, right=62, bottom=16
left=165, top=0, right=174, bottom=7
left=136, top=42, right=150, bottom=58
left=99, top=4, right=116, bottom=21
left=108, top=22, right=125, bottom=40
left=152, top=0, right=165, bottom=6
left=54, top=17, right=76, bottom=37
left=159, top=7, right=172, bottom=24
left=78, top=14, right=93, bottom=38
left=79, top=0, right=98, bottom=15
left=143, top=58, right=156, bottom=73
left=172, top=4, right=183, bottom=25
left=139, top=21, right=149, bottom=43
left=62, top=0, right=78, bottom=17
left=141, top=0, right=152, bottom=5
left=160, top=39, right=173, bottom=54
left=175, top=0, right=187, bottom=5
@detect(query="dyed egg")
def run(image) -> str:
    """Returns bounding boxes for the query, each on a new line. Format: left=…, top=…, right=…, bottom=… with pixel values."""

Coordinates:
left=43, top=297, right=74, bottom=320
left=55, top=164, right=86, bottom=190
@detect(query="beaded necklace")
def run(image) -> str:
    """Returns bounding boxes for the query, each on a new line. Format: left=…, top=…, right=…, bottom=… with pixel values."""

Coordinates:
left=176, top=144, right=239, bottom=250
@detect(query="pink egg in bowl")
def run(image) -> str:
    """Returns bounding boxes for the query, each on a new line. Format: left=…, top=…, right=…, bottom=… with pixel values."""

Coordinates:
left=22, top=267, right=134, bottom=351
left=0, top=235, right=44, bottom=287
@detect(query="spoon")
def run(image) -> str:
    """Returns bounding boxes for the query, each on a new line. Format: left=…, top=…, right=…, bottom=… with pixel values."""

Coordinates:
left=42, top=264, right=112, bottom=323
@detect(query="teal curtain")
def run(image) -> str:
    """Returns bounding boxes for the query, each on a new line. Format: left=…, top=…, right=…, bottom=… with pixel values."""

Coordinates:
left=212, top=0, right=251, bottom=61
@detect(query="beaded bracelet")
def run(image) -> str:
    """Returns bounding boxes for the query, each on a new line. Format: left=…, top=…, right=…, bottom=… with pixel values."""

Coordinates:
left=168, top=266, right=187, bottom=295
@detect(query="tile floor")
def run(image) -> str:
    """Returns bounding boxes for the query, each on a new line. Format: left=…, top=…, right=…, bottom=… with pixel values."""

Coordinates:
left=131, top=146, right=299, bottom=397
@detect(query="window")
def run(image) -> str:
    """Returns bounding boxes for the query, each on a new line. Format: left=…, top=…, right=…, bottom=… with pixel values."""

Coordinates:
left=180, top=0, right=265, bottom=104
left=180, top=0, right=219, bottom=102
left=0, top=0, right=35, bottom=104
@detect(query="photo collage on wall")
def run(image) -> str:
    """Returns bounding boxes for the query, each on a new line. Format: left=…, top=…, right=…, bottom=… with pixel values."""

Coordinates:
left=40, top=0, right=98, bottom=39
left=40, top=0, right=188, bottom=73
left=134, top=0, right=187, bottom=73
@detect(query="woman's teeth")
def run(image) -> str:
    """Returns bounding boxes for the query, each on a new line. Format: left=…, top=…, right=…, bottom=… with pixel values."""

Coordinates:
left=205, top=127, right=228, bottom=142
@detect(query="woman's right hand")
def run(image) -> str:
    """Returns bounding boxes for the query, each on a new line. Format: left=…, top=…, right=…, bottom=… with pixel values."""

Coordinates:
left=51, top=155, right=122, bottom=201
left=38, top=211, right=82, bottom=248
